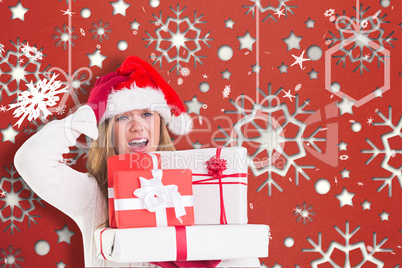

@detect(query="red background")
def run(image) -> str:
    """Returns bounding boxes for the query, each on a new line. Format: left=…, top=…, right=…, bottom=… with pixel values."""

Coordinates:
left=0, top=0, right=401, bottom=267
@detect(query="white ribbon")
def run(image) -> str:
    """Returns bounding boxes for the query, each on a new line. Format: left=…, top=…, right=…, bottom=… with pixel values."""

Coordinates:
left=133, top=170, right=187, bottom=226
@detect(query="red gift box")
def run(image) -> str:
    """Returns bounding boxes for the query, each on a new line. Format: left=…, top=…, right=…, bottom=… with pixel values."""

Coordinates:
left=108, top=153, right=162, bottom=228
left=113, top=169, right=194, bottom=228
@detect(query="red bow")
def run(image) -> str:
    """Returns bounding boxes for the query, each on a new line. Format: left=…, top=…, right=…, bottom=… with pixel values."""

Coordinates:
left=205, top=155, right=227, bottom=179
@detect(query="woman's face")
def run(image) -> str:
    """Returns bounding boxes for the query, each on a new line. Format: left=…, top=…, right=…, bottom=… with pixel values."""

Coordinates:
left=113, top=109, right=161, bottom=154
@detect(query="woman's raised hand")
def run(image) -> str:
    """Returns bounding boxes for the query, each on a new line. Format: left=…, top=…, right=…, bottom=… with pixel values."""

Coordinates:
left=87, top=72, right=128, bottom=123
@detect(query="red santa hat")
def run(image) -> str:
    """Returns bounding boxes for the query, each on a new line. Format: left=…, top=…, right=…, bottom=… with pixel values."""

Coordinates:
left=100, top=56, right=193, bottom=136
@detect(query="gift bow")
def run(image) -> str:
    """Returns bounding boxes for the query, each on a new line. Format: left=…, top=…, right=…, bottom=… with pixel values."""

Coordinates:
left=133, top=171, right=186, bottom=223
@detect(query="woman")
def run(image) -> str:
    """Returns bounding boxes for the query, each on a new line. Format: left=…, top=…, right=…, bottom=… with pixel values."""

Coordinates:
left=14, top=56, right=193, bottom=267
left=14, top=56, right=258, bottom=268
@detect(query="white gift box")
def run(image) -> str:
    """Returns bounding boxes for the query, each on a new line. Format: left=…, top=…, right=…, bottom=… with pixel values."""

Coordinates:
left=150, top=147, right=249, bottom=225
left=95, top=224, right=269, bottom=263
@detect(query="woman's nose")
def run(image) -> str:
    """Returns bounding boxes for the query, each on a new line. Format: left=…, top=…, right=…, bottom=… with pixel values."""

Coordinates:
left=129, top=117, right=146, bottom=133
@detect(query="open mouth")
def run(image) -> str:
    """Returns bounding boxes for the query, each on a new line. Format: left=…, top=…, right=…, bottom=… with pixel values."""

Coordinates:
left=128, top=138, right=149, bottom=152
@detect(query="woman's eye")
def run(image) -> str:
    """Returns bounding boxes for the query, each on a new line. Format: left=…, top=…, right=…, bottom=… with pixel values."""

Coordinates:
left=143, top=112, right=152, bottom=117
left=116, top=115, right=129, bottom=121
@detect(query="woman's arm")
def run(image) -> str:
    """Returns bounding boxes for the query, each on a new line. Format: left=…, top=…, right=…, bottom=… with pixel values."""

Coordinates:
left=14, top=105, right=99, bottom=219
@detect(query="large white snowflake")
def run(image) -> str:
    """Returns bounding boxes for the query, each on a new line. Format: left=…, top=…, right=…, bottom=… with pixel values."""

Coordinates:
left=242, top=0, right=297, bottom=23
left=0, top=245, right=24, bottom=268
left=303, top=221, right=392, bottom=267
left=326, top=4, right=396, bottom=75
left=143, top=4, right=213, bottom=74
left=52, top=24, right=78, bottom=50
left=89, top=19, right=112, bottom=42
left=361, top=106, right=402, bottom=197
left=214, top=83, right=325, bottom=196
left=0, top=38, right=50, bottom=103
left=8, top=74, right=67, bottom=128
left=0, top=165, right=44, bottom=235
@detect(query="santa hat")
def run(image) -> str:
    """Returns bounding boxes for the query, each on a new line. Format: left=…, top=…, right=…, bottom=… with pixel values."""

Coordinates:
left=100, top=56, right=193, bottom=136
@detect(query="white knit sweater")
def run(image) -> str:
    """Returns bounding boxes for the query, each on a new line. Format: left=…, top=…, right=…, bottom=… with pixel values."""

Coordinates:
left=14, top=105, right=260, bottom=267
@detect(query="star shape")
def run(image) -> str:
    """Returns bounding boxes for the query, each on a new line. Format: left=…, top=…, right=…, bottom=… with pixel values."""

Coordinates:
left=56, top=260, right=67, bottom=268
left=61, top=9, right=74, bottom=16
left=224, top=18, right=235, bottom=29
left=277, top=62, right=288, bottom=73
left=379, top=210, right=389, bottom=221
left=0, top=105, right=7, bottom=112
left=251, top=63, right=261, bottom=73
left=221, top=69, right=232, bottom=79
left=282, top=31, right=302, bottom=51
left=307, top=68, right=318, bottom=79
left=367, top=117, right=374, bottom=125
left=282, top=89, right=295, bottom=102
left=202, top=74, right=209, bottom=79
left=110, top=0, right=131, bottom=16
left=192, top=140, right=203, bottom=149
left=274, top=8, right=284, bottom=18
left=1, top=124, right=19, bottom=143
left=130, top=19, right=140, bottom=30
left=357, top=182, right=364, bottom=186
left=373, top=87, right=383, bottom=98
left=86, top=49, right=107, bottom=68
left=290, top=50, right=310, bottom=69
left=361, top=199, right=371, bottom=210
left=237, top=31, right=256, bottom=51
left=9, top=0, right=29, bottom=21
left=304, top=18, right=316, bottom=29
left=340, top=168, right=350, bottom=179
left=335, top=95, right=355, bottom=115
left=337, top=140, right=348, bottom=151
left=335, top=187, right=355, bottom=207
left=55, top=224, right=75, bottom=244
left=184, top=95, right=204, bottom=116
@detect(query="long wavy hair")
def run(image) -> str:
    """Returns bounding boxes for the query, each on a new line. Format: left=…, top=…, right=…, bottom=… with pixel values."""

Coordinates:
left=87, top=115, right=176, bottom=226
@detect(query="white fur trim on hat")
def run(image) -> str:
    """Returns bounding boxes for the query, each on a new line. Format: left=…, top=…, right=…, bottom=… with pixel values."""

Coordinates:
left=99, top=84, right=192, bottom=135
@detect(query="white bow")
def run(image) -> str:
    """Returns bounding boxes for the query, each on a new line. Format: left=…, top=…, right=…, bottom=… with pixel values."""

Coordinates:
left=133, top=172, right=186, bottom=223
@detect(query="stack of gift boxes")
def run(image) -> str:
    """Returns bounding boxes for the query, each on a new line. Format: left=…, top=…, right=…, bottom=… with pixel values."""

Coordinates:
left=95, top=147, right=270, bottom=264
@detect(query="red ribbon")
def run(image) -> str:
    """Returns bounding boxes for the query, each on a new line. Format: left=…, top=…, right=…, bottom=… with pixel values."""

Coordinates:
left=193, top=147, right=248, bottom=225
left=99, top=229, right=107, bottom=260
left=175, top=226, right=187, bottom=261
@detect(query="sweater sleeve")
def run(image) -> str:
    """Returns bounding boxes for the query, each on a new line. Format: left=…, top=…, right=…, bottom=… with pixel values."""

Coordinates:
left=14, top=105, right=100, bottom=219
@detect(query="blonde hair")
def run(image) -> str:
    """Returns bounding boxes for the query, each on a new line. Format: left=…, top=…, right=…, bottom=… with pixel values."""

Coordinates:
left=87, top=115, right=176, bottom=227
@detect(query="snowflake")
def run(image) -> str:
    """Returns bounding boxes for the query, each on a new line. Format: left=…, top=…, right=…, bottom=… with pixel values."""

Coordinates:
left=52, top=23, right=78, bottom=50
left=0, top=105, right=7, bottom=112
left=361, top=106, right=402, bottom=197
left=61, top=158, right=77, bottom=166
left=326, top=4, right=397, bottom=75
left=214, top=83, right=325, bottom=196
left=20, top=42, right=43, bottom=61
left=63, top=135, right=92, bottom=165
left=242, top=0, right=297, bottom=23
left=143, top=4, right=213, bottom=74
left=293, top=202, right=315, bottom=224
left=0, top=165, right=44, bottom=234
left=89, top=19, right=112, bottom=42
left=8, top=74, right=67, bottom=128
left=56, top=105, right=66, bottom=115
left=68, top=70, right=91, bottom=95
left=361, top=19, right=369, bottom=29
left=222, top=85, right=231, bottom=98
left=150, top=52, right=157, bottom=61
left=0, top=38, right=50, bottom=103
left=303, top=221, right=392, bottom=267
left=324, top=9, right=335, bottom=17
left=180, top=67, right=190, bottom=77
left=339, top=154, right=349, bottom=160
left=0, top=245, right=24, bottom=268
left=22, top=116, right=57, bottom=135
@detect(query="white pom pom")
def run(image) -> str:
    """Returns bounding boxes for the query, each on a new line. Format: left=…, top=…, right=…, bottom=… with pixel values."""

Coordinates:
left=167, top=113, right=193, bottom=136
